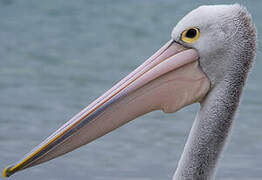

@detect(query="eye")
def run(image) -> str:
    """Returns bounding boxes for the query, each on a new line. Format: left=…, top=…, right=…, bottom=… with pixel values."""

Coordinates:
left=181, top=27, right=200, bottom=43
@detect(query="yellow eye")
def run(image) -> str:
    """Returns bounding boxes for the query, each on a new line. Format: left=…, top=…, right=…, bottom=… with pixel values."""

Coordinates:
left=181, top=27, right=200, bottom=43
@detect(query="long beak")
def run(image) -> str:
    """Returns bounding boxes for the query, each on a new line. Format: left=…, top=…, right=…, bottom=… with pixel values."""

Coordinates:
left=3, top=40, right=210, bottom=178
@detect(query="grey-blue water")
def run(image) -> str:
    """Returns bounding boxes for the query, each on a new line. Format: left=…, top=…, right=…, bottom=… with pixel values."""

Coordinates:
left=0, top=0, right=261, bottom=179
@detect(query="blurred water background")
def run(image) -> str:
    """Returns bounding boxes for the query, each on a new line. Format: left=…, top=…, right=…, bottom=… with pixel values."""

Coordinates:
left=0, top=0, right=261, bottom=179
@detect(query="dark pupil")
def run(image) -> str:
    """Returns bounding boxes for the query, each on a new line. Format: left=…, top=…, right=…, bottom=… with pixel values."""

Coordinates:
left=186, top=29, right=197, bottom=38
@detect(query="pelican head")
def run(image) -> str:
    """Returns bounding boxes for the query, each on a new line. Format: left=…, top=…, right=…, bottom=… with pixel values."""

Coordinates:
left=172, top=4, right=256, bottom=85
left=3, top=4, right=256, bottom=179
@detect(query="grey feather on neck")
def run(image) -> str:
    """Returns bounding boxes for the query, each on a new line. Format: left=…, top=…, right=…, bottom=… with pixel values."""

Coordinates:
left=173, top=5, right=256, bottom=180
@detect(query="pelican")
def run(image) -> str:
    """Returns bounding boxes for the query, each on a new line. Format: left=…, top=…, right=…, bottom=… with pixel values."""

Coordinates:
left=3, top=4, right=256, bottom=179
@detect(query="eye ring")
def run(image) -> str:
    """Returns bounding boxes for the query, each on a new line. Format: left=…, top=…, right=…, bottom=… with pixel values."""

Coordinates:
left=181, top=27, right=200, bottom=43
